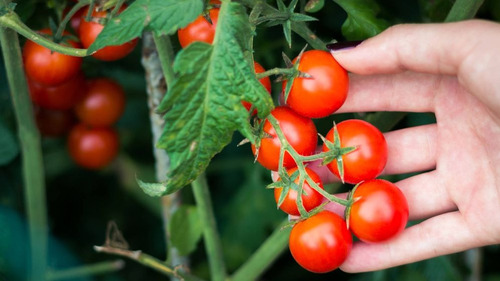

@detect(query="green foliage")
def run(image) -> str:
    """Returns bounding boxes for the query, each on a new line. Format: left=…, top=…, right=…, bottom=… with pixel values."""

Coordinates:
left=169, top=205, right=203, bottom=256
left=0, top=122, right=18, bottom=166
left=333, top=0, right=389, bottom=40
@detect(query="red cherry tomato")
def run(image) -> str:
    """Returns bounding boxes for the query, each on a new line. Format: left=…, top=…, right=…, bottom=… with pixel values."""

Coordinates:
left=178, top=8, right=219, bottom=48
left=282, top=50, right=348, bottom=118
left=74, top=78, right=125, bottom=127
left=348, top=179, right=409, bottom=243
left=274, top=167, right=324, bottom=216
left=242, top=62, right=272, bottom=113
left=34, top=107, right=75, bottom=137
left=79, top=5, right=138, bottom=61
left=23, top=29, right=82, bottom=86
left=322, top=119, right=387, bottom=184
left=67, top=124, right=119, bottom=169
left=289, top=211, right=352, bottom=273
left=28, top=72, right=86, bottom=110
left=251, top=106, right=317, bottom=171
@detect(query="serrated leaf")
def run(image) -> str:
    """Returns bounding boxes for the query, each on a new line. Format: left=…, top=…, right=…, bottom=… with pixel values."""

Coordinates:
left=289, top=13, right=317, bottom=22
left=0, top=123, right=18, bottom=166
left=169, top=205, right=203, bottom=256
left=333, top=0, right=389, bottom=40
left=155, top=2, right=274, bottom=195
left=88, top=0, right=204, bottom=53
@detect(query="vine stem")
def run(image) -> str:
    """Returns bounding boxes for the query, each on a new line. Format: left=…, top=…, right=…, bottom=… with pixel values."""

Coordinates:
left=46, top=260, right=125, bottom=280
left=0, top=17, right=47, bottom=281
left=255, top=67, right=295, bottom=79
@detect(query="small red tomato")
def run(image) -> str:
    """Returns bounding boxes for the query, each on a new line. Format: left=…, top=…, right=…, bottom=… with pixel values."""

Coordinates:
left=67, top=123, right=119, bottom=169
left=23, top=29, right=82, bottom=86
left=74, top=78, right=125, bottom=127
left=28, top=72, right=86, bottom=110
left=242, top=62, right=272, bottom=113
left=79, top=5, right=138, bottom=61
left=251, top=106, right=317, bottom=171
left=348, top=179, right=409, bottom=243
left=322, top=119, right=387, bottom=184
left=274, top=167, right=324, bottom=216
left=34, top=107, right=75, bottom=137
left=178, top=8, right=219, bottom=48
left=289, top=211, right=352, bottom=273
left=282, top=50, right=348, bottom=118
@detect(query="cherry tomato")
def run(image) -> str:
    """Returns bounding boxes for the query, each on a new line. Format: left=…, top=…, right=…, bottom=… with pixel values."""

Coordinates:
left=348, top=179, right=409, bottom=243
left=67, top=123, right=119, bottom=169
left=282, top=50, right=348, bottom=118
left=178, top=8, right=219, bottom=48
left=274, top=167, right=324, bottom=216
left=23, top=29, right=82, bottom=86
left=322, top=119, right=387, bottom=184
left=251, top=106, right=317, bottom=171
left=28, top=72, right=86, bottom=110
left=74, top=78, right=125, bottom=127
left=34, top=107, right=75, bottom=137
left=242, top=62, right=272, bottom=113
left=79, top=5, right=138, bottom=61
left=289, top=211, right=352, bottom=273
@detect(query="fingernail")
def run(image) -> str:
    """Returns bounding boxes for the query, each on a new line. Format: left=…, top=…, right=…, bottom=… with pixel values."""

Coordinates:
left=326, top=40, right=363, bottom=52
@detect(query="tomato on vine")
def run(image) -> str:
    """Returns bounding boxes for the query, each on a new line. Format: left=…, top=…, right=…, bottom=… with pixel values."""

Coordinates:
left=23, top=29, right=82, bottom=86
left=28, top=72, right=86, bottom=110
left=322, top=119, right=387, bottom=184
left=282, top=50, right=348, bottom=118
left=251, top=106, right=317, bottom=171
left=348, top=179, right=409, bottom=243
left=177, top=8, right=219, bottom=48
left=242, top=62, right=272, bottom=114
left=34, top=107, right=75, bottom=137
left=289, top=211, right=352, bottom=273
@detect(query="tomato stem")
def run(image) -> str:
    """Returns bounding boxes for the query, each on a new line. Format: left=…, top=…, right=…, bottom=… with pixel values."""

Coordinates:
left=54, top=0, right=91, bottom=42
left=255, top=67, right=296, bottom=79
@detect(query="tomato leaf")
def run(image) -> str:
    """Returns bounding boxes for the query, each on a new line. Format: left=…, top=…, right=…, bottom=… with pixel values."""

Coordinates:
left=152, top=2, right=274, bottom=195
left=0, top=123, right=19, bottom=166
left=168, top=205, right=203, bottom=256
left=332, top=0, right=389, bottom=40
left=88, top=0, right=204, bottom=54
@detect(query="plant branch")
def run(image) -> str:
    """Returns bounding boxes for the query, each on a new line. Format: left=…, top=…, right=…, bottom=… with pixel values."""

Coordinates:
left=152, top=33, right=176, bottom=86
left=256, top=67, right=295, bottom=79
left=46, top=260, right=125, bottom=280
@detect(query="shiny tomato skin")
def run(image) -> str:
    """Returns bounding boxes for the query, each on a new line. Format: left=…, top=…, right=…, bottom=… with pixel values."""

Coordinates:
left=289, top=211, right=352, bottom=273
left=23, top=29, right=82, bottom=86
left=283, top=50, right=348, bottom=118
left=75, top=78, right=125, bottom=127
left=251, top=106, right=317, bottom=171
left=78, top=6, right=138, bottom=61
left=34, top=107, right=75, bottom=137
left=274, top=167, right=324, bottom=216
left=28, top=72, right=86, bottom=110
left=349, top=179, right=409, bottom=243
left=178, top=8, right=219, bottom=48
left=242, top=62, right=272, bottom=113
left=322, top=119, right=387, bottom=184
left=67, top=124, right=119, bottom=169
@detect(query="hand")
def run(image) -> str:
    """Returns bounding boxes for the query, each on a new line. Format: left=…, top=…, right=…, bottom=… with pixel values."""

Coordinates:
left=327, top=20, right=500, bottom=272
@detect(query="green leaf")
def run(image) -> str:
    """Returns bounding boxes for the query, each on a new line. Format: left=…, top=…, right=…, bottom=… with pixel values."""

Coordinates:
left=168, top=205, right=203, bottom=256
left=0, top=123, right=18, bottom=166
left=333, top=0, right=389, bottom=40
left=88, top=0, right=204, bottom=54
left=136, top=178, right=167, bottom=197
left=155, top=2, right=274, bottom=195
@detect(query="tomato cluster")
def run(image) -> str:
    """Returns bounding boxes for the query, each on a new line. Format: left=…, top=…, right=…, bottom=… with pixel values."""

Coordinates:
left=22, top=3, right=136, bottom=169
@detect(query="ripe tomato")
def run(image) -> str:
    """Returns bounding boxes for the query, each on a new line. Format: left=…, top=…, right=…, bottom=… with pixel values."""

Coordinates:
left=322, top=119, right=387, bottom=184
left=67, top=124, right=119, bottom=169
left=74, top=78, right=125, bottom=127
left=79, top=5, right=138, bottom=61
left=274, top=167, right=324, bottom=216
left=251, top=106, right=317, bottom=171
left=34, top=107, right=75, bottom=137
left=242, top=62, right=272, bottom=113
left=348, top=179, right=409, bottom=243
left=28, top=72, right=86, bottom=110
left=289, top=211, right=352, bottom=273
left=282, top=50, right=348, bottom=118
left=23, top=29, right=82, bottom=86
left=178, top=8, right=219, bottom=48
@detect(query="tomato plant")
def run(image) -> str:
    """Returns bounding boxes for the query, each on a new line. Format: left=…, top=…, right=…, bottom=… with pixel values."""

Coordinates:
left=28, top=71, right=86, bottom=110
left=323, top=119, right=388, bottom=184
left=251, top=106, right=317, bottom=171
left=348, top=179, right=409, bottom=243
left=282, top=50, right=348, bottom=118
left=289, top=211, right=352, bottom=273
left=177, top=8, right=219, bottom=48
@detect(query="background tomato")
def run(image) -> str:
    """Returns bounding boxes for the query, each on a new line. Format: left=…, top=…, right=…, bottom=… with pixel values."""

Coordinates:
left=282, top=50, right=348, bottom=118
left=274, top=167, right=324, bottom=216
left=23, top=29, right=82, bottom=86
left=34, top=107, right=75, bottom=137
left=74, top=78, right=125, bottom=127
left=289, top=211, right=352, bottom=273
left=251, top=106, right=317, bottom=171
left=78, top=5, right=138, bottom=61
left=348, top=179, right=409, bottom=243
left=177, top=8, right=219, bottom=48
left=67, top=124, right=119, bottom=169
left=242, top=62, right=272, bottom=113
left=28, top=72, right=86, bottom=110
left=322, top=119, right=387, bottom=184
